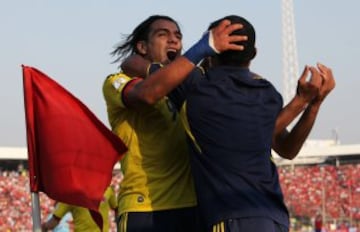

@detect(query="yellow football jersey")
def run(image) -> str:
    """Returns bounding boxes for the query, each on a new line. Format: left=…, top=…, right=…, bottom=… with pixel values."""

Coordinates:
left=102, top=73, right=196, bottom=216
left=53, top=187, right=117, bottom=232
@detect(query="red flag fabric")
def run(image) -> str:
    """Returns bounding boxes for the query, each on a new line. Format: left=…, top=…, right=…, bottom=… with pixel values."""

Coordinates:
left=22, top=65, right=127, bottom=212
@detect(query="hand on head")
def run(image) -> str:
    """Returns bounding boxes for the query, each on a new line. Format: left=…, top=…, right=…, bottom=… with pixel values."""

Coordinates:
left=210, top=19, right=247, bottom=53
left=184, top=19, right=248, bottom=65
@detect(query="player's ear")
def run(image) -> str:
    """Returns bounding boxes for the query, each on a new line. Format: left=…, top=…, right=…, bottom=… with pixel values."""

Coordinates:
left=136, top=41, right=147, bottom=56
left=251, top=47, right=257, bottom=60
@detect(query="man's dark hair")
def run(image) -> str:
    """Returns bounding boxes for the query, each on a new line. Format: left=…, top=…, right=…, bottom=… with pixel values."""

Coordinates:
left=111, top=15, right=180, bottom=64
left=209, top=15, right=256, bottom=66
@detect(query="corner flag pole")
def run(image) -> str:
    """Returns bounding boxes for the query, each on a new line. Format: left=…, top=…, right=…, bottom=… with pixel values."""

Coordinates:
left=22, top=64, right=42, bottom=232
left=31, top=192, right=42, bottom=231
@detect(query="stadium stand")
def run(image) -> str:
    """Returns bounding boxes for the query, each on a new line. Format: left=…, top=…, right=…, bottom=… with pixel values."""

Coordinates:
left=274, top=141, right=360, bottom=231
left=1, top=142, right=359, bottom=231
left=0, top=147, right=122, bottom=232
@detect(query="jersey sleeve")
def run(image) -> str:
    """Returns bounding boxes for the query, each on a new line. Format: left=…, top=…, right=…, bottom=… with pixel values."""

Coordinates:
left=53, top=202, right=71, bottom=219
left=103, top=73, right=140, bottom=108
left=106, top=186, right=118, bottom=209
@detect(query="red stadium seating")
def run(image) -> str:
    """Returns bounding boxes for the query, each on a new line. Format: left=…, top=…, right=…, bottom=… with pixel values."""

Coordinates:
left=278, top=164, right=360, bottom=221
left=0, top=164, right=359, bottom=231
left=0, top=170, right=122, bottom=231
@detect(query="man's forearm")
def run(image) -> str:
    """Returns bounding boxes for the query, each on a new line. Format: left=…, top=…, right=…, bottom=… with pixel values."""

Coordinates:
left=273, top=95, right=308, bottom=137
left=131, top=56, right=195, bottom=104
left=274, top=102, right=321, bottom=159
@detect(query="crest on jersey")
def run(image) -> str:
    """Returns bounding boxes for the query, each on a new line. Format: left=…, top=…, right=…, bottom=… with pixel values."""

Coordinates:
left=112, top=77, right=127, bottom=90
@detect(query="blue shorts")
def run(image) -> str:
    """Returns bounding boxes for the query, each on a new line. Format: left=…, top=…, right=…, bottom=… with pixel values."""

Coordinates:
left=211, top=217, right=288, bottom=232
left=117, top=207, right=203, bottom=232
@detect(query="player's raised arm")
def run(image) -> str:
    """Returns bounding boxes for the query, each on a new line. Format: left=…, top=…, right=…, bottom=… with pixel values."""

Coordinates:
left=125, top=20, right=247, bottom=108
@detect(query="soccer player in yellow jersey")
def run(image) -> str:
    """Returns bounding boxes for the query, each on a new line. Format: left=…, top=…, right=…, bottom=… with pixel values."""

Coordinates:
left=41, top=186, right=117, bottom=232
left=103, top=15, right=201, bottom=232
left=104, top=14, right=247, bottom=231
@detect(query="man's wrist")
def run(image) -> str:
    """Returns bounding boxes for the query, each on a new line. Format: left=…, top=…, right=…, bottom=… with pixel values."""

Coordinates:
left=184, top=31, right=218, bottom=65
left=309, top=99, right=322, bottom=109
left=292, top=94, right=309, bottom=110
left=208, top=31, right=220, bottom=53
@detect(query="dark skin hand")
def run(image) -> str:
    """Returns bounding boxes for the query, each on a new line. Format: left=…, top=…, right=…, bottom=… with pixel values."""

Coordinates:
left=273, top=63, right=336, bottom=159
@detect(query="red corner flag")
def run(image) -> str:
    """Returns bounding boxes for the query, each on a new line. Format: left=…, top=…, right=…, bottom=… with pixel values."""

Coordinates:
left=22, top=65, right=127, bottom=212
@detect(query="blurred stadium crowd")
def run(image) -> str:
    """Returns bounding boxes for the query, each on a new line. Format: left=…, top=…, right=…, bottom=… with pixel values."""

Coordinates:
left=279, top=163, right=360, bottom=231
left=0, top=167, right=122, bottom=232
left=0, top=163, right=359, bottom=231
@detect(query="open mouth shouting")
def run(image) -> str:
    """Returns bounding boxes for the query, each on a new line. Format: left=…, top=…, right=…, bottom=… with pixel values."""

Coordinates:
left=166, top=49, right=178, bottom=61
